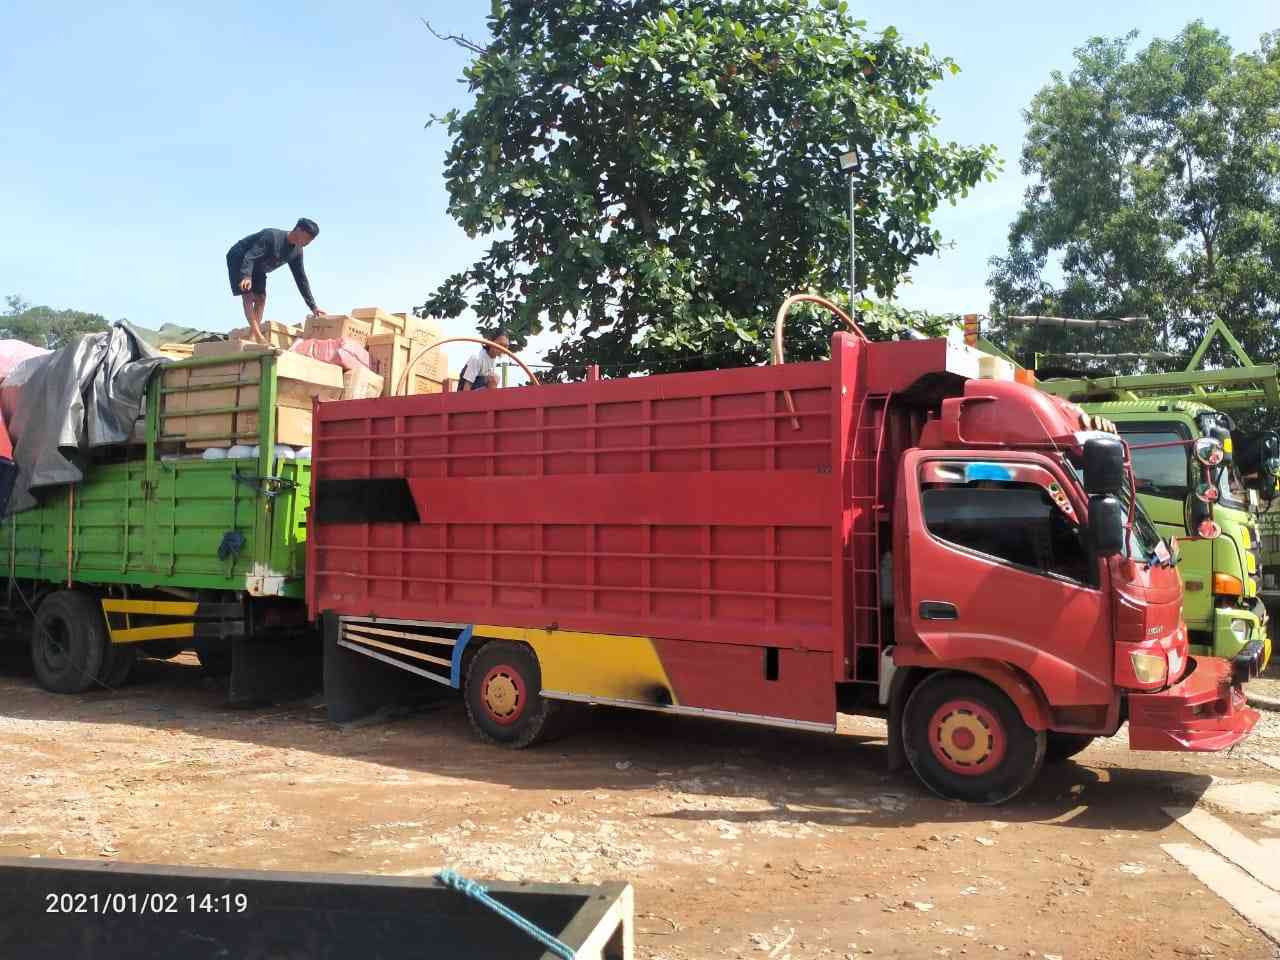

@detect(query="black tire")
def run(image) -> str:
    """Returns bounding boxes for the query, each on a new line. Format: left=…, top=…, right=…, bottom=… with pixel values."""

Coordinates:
left=1044, top=732, right=1094, bottom=764
left=30, top=591, right=108, bottom=694
left=464, top=641, right=557, bottom=748
left=194, top=639, right=233, bottom=677
left=902, top=672, right=1046, bottom=805
left=98, top=643, right=137, bottom=689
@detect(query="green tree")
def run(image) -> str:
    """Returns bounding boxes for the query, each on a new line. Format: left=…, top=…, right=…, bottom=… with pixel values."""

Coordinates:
left=988, top=23, right=1280, bottom=373
left=422, top=0, right=996, bottom=379
left=2, top=295, right=109, bottom=350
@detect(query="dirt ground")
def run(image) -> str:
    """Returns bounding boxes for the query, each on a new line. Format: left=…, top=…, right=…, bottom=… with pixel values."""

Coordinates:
left=2, top=652, right=1279, bottom=960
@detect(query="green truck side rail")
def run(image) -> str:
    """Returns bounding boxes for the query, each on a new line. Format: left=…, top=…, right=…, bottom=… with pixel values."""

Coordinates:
left=1, top=352, right=310, bottom=599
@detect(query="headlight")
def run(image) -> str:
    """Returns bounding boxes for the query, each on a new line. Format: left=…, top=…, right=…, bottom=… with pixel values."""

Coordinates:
left=1131, top=651, right=1169, bottom=685
left=1230, top=620, right=1250, bottom=645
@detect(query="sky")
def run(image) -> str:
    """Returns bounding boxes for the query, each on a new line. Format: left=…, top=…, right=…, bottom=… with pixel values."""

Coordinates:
left=1, top=1, right=1275, bottom=376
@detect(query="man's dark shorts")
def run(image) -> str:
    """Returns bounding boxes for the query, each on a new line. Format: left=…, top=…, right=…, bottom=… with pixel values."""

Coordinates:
left=226, top=254, right=267, bottom=296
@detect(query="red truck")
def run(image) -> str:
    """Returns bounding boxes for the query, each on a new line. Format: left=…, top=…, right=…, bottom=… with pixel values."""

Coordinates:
left=307, top=308, right=1257, bottom=803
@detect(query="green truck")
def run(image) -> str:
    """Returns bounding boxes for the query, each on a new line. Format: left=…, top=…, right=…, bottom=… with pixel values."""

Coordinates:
left=1019, top=319, right=1276, bottom=666
left=1, top=350, right=315, bottom=699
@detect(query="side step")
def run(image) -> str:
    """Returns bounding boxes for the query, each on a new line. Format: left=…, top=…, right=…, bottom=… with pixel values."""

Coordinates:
left=323, top=613, right=462, bottom=723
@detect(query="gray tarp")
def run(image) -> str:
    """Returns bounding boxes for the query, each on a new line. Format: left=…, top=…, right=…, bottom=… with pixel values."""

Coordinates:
left=0, top=323, right=169, bottom=514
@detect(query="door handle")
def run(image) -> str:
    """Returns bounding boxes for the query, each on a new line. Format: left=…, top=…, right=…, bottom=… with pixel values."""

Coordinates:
left=919, top=601, right=958, bottom=621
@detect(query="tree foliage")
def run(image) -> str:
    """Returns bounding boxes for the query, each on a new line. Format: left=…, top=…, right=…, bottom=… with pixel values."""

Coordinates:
left=423, top=0, right=996, bottom=378
left=2, top=295, right=108, bottom=351
left=988, top=23, right=1280, bottom=373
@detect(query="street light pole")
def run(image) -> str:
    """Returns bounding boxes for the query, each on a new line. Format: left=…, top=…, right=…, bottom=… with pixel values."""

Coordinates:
left=839, top=150, right=858, bottom=312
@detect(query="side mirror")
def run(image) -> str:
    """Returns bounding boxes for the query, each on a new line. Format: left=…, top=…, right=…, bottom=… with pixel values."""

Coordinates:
left=1185, top=493, right=1222, bottom=539
left=1193, top=437, right=1225, bottom=467
left=1083, top=437, right=1126, bottom=495
left=1089, top=494, right=1125, bottom=557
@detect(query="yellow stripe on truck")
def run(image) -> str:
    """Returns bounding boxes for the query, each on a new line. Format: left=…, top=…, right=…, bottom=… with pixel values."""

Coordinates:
left=107, top=623, right=195, bottom=644
left=473, top=625, right=677, bottom=704
left=100, top=599, right=199, bottom=616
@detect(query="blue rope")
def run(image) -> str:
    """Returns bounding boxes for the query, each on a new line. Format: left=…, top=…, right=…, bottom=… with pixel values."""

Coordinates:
left=436, top=868, right=577, bottom=960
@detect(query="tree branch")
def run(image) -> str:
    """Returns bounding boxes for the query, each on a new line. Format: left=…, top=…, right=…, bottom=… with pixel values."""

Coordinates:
left=420, top=17, right=485, bottom=56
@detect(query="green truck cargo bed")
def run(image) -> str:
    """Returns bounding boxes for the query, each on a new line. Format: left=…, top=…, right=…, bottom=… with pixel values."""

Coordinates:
left=1, top=351, right=311, bottom=598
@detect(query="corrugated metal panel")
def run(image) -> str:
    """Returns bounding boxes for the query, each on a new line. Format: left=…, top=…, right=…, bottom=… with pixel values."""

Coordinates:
left=311, top=357, right=854, bottom=659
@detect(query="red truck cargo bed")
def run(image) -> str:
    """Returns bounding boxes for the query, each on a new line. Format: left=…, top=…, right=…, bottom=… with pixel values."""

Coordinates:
left=309, top=358, right=850, bottom=668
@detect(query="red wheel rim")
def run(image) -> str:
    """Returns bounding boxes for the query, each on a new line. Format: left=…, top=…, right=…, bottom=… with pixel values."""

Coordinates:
left=928, top=698, right=1006, bottom=776
left=480, top=664, right=527, bottom=726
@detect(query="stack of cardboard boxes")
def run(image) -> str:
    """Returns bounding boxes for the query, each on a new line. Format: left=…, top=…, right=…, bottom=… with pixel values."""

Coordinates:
left=162, top=343, right=344, bottom=449
left=346, top=307, right=448, bottom=397
left=161, top=307, right=448, bottom=452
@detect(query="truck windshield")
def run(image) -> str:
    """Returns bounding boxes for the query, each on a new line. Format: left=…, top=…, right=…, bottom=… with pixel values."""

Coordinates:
left=1123, top=429, right=1188, bottom=499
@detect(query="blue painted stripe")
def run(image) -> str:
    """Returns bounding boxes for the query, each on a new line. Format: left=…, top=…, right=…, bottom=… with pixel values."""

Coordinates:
left=450, top=625, right=475, bottom=688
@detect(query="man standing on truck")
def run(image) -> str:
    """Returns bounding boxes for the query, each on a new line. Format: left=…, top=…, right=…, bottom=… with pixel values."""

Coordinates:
left=458, top=332, right=510, bottom=391
left=226, top=219, right=325, bottom=335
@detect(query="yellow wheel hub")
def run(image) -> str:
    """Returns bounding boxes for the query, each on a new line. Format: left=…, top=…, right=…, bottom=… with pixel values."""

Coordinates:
left=936, top=711, right=992, bottom=764
left=484, top=673, right=519, bottom=717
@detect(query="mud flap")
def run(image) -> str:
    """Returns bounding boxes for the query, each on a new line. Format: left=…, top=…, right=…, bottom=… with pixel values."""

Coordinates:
left=229, top=632, right=321, bottom=707
left=322, top=612, right=452, bottom=723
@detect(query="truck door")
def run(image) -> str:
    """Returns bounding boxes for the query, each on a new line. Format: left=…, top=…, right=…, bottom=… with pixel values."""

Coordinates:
left=897, top=451, right=1114, bottom=707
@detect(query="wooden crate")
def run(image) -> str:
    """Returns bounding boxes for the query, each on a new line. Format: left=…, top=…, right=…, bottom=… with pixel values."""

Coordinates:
left=303, top=314, right=372, bottom=345
left=366, top=334, right=447, bottom=396
left=162, top=352, right=343, bottom=449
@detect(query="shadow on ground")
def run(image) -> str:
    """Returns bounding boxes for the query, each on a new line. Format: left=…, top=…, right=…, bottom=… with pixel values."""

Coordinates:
left=0, top=649, right=1213, bottom=834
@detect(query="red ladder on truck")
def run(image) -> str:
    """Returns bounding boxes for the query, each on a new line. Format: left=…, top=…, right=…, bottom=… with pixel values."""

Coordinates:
left=849, top=392, right=892, bottom=682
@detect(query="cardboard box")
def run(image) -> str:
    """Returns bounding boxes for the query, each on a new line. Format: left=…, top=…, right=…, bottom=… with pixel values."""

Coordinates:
left=193, top=338, right=272, bottom=358
left=162, top=351, right=343, bottom=448
left=303, top=314, right=372, bottom=345
left=342, top=365, right=385, bottom=400
left=366, top=333, right=447, bottom=396
left=352, top=307, right=444, bottom=345
left=229, top=321, right=296, bottom=348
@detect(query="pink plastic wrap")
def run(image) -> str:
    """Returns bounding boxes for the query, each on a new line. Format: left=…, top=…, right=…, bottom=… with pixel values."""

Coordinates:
left=0, top=339, right=51, bottom=381
left=288, top=337, right=372, bottom=372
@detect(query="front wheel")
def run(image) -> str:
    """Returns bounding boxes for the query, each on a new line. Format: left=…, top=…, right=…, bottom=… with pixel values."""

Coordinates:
left=464, top=641, right=558, bottom=748
left=902, top=672, right=1045, bottom=804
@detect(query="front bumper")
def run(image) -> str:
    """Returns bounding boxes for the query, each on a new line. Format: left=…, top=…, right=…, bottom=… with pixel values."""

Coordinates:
left=1128, top=656, right=1258, bottom=752
left=1207, top=604, right=1268, bottom=662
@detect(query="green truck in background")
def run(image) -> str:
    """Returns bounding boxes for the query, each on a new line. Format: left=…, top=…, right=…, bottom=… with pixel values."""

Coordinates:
left=979, top=316, right=1276, bottom=668
left=1, top=350, right=315, bottom=699
left=1051, top=398, right=1269, bottom=664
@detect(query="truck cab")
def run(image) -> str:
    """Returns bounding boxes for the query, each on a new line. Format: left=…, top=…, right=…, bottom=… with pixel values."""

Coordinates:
left=1076, top=400, right=1270, bottom=667
left=886, top=374, right=1259, bottom=802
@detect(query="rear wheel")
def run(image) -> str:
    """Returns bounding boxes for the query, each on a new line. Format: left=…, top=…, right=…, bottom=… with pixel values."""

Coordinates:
left=98, top=643, right=137, bottom=689
left=30, top=591, right=108, bottom=694
left=464, top=641, right=557, bottom=748
left=903, top=672, right=1045, bottom=804
left=194, top=638, right=232, bottom=677
left=1044, top=732, right=1094, bottom=764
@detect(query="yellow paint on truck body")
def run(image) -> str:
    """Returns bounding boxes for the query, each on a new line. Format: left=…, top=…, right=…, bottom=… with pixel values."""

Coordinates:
left=473, top=625, right=677, bottom=704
